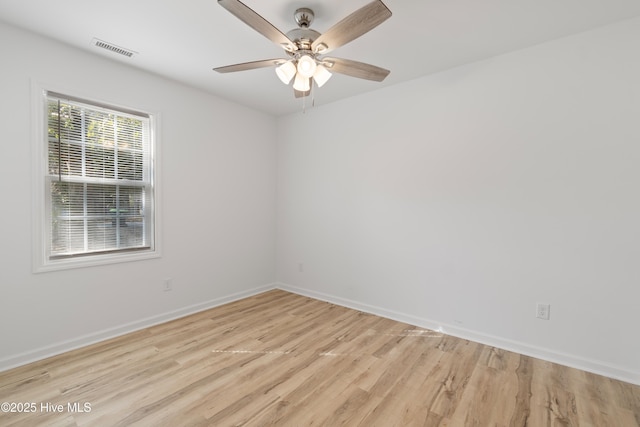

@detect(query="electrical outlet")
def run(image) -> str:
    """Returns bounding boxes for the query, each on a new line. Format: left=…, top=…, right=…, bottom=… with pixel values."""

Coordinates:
left=536, top=303, right=550, bottom=320
left=163, top=278, right=172, bottom=292
left=298, top=262, right=304, bottom=273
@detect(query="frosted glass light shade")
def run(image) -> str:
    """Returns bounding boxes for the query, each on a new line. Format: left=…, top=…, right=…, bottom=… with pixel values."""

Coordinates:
left=293, top=73, right=310, bottom=92
left=313, top=64, right=332, bottom=87
left=275, top=61, right=296, bottom=84
left=296, top=55, right=317, bottom=78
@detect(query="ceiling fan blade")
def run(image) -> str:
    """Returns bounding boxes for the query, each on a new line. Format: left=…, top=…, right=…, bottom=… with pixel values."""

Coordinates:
left=213, top=59, right=284, bottom=73
left=218, top=0, right=296, bottom=52
left=311, top=0, right=391, bottom=54
left=323, top=57, right=390, bottom=82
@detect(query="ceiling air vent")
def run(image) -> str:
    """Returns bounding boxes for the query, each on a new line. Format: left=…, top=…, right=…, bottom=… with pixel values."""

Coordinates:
left=92, top=38, right=136, bottom=58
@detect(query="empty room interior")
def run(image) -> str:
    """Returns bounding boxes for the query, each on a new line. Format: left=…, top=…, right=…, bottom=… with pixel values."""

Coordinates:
left=1, top=0, right=640, bottom=425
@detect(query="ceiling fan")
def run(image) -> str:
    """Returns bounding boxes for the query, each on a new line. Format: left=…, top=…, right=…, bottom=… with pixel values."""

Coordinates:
left=213, top=0, right=392, bottom=98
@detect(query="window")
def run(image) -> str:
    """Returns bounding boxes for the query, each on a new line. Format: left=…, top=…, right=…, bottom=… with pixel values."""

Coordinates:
left=33, top=89, right=158, bottom=271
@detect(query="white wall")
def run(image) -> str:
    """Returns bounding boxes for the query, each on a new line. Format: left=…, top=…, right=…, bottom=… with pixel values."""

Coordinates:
left=277, top=17, right=640, bottom=384
left=0, top=22, right=277, bottom=369
left=3, top=15, right=639, bottom=386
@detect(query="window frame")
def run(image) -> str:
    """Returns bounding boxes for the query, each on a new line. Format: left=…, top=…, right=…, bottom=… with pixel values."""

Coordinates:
left=31, top=81, right=161, bottom=272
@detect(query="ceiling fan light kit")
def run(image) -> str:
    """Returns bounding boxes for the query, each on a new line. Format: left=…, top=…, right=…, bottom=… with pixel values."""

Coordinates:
left=276, top=61, right=296, bottom=84
left=313, top=64, right=332, bottom=88
left=293, top=73, right=311, bottom=92
left=214, top=0, right=392, bottom=101
left=296, top=54, right=317, bottom=78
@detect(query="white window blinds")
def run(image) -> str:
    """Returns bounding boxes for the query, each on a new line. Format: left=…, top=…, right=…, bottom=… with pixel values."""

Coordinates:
left=45, top=92, right=154, bottom=259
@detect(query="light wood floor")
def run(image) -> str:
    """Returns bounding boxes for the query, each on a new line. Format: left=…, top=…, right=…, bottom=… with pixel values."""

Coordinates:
left=1, top=290, right=639, bottom=426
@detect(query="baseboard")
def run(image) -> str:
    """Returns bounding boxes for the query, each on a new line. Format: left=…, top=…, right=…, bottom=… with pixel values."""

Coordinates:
left=4, top=282, right=638, bottom=386
left=0, top=283, right=276, bottom=373
left=276, top=282, right=640, bottom=386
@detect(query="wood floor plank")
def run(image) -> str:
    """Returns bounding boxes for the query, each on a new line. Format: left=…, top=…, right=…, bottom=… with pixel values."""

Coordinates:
left=1, top=289, right=639, bottom=426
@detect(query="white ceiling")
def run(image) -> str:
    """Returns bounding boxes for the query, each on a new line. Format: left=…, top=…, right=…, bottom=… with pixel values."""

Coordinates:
left=2, top=0, right=640, bottom=116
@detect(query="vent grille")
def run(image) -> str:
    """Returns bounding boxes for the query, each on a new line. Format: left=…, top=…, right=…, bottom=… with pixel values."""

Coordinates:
left=92, top=38, right=136, bottom=58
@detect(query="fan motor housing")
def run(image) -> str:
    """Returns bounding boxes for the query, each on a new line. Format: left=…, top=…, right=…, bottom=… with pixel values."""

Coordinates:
left=286, top=28, right=321, bottom=50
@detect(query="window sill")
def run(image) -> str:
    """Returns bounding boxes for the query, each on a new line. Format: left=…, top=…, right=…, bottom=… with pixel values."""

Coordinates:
left=33, top=248, right=161, bottom=273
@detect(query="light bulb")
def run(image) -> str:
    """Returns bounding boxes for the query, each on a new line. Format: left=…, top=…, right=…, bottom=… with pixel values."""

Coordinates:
left=275, top=61, right=296, bottom=84
left=296, top=55, right=317, bottom=78
left=293, top=73, right=310, bottom=92
left=313, top=64, right=332, bottom=87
